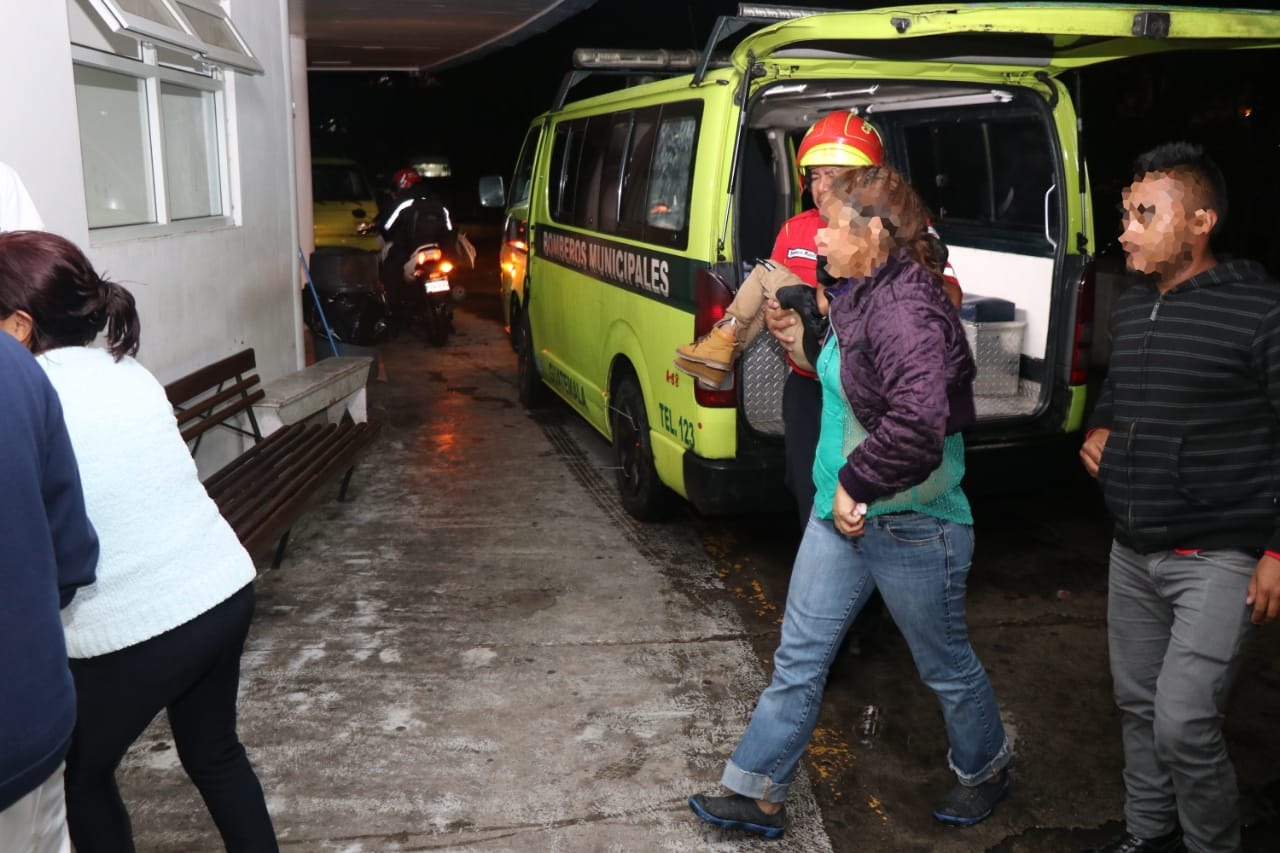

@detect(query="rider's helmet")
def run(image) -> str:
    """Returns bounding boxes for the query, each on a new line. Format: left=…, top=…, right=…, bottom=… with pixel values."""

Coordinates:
left=796, top=111, right=884, bottom=169
left=393, top=167, right=422, bottom=192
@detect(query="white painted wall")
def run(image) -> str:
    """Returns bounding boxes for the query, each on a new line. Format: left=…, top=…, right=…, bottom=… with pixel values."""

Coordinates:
left=0, top=0, right=302, bottom=387
left=946, top=245, right=1055, bottom=360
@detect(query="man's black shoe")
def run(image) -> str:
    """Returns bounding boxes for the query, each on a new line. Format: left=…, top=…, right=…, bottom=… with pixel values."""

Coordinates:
left=1087, top=828, right=1185, bottom=853
left=689, top=792, right=785, bottom=839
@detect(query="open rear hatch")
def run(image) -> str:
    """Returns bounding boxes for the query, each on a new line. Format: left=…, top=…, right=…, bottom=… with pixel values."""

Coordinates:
left=728, top=4, right=1280, bottom=437
left=733, top=4, right=1280, bottom=72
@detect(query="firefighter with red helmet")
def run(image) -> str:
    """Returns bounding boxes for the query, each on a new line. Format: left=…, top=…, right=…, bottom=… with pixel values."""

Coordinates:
left=765, top=111, right=886, bottom=523
left=766, top=111, right=958, bottom=523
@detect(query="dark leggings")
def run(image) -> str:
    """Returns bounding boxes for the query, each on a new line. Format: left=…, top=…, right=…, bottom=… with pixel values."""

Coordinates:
left=65, top=584, right=277, bottom=852
left=782, top=370, right=822, bottom=525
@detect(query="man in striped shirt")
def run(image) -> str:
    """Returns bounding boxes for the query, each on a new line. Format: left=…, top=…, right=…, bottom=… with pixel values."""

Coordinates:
left=1081, top=142, right=1280, bottom=853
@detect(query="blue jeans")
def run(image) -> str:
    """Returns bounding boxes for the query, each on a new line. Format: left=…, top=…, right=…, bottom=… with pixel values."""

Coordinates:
left=722, top=511, right=1011, bottom=803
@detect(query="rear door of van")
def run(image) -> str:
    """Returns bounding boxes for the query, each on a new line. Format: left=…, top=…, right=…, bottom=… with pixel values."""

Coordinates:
left=734, top=4, right=1280, bottom=454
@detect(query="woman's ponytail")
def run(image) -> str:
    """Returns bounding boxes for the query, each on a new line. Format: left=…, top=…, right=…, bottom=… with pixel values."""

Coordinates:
left=99, top=278, right=140, bottom=360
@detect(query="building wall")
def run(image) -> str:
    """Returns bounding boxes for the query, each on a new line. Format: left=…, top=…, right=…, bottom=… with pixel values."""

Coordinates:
left=0, top=1, right=302, bottom=387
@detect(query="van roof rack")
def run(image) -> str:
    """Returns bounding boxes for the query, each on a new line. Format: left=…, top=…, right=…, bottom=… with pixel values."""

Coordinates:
left=551, top=48, right=728, bottom=111
left=550, top=3, right=842, bottom=110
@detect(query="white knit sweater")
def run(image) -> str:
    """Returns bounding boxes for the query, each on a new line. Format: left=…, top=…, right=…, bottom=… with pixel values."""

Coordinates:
left=39, top=347, right=256, bottom=658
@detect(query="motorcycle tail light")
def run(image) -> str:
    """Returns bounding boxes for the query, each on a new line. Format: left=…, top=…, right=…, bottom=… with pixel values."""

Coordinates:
left=416, top=247, right=442, bottom=265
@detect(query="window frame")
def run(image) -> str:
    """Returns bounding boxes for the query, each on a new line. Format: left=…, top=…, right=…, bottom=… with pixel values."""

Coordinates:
left=616, top=106, right=660, bottom=242
left=80, top=0, right=262, bottom=74
left=72, top=42, right=234, bottom=238
left=896, top=104, right=1062, bottom=257
left=640, top=100, right=702, bottom=250
left=548, top=121, right=582, bottom=224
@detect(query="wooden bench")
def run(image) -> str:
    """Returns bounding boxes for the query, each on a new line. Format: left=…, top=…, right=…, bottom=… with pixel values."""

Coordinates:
left=164, top=348, right=381, bottom=568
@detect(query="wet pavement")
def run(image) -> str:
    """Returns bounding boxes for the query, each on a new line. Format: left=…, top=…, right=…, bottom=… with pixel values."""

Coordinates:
left=116, top=283, right=1280, bottom=851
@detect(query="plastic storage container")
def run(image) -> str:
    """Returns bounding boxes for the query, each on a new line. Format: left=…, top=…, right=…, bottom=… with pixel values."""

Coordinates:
left=959, top=293, right=1016, bottom=323
left=963, top=319, right=1025, bottom=396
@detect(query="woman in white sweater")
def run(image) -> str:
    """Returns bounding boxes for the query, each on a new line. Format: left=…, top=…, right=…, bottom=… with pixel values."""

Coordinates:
left=0, top=231, right=277, bottom=852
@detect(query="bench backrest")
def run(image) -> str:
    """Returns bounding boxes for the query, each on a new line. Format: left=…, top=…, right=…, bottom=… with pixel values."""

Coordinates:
left=164, top=348, right=265, bottom=444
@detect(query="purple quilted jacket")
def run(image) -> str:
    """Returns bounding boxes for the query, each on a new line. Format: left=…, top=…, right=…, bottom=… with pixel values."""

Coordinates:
left=826, top=249, right=976, bottom=502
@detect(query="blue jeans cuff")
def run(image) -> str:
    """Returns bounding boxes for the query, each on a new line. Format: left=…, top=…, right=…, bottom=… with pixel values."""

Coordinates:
left=948, top=737, right=1013, bottom=786
left=721, top=759, right=790, bottom=804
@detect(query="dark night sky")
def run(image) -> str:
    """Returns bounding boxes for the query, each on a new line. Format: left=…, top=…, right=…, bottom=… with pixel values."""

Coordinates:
left=308, top=0, right=1280, bottom=270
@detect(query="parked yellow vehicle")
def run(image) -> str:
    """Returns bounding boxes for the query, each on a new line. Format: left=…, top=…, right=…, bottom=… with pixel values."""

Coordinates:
left=312, top=157, right=379, bottom=252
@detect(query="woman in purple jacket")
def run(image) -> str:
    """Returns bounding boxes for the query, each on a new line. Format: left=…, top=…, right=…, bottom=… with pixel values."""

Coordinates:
left=691, top=165, right=1011, bottom=838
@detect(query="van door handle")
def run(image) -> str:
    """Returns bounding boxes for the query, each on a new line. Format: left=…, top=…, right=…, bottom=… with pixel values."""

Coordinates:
left=1043, top=184, right=1058, bottom=251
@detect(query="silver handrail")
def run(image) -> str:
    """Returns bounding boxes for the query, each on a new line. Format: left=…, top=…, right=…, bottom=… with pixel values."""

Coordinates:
left=1043, top=184, right=1058, bottom=251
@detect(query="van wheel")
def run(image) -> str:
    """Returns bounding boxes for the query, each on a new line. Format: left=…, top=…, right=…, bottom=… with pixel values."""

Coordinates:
left=611, top=376, right=670, bottom=521
left=516, top=311, right=548, bottom=409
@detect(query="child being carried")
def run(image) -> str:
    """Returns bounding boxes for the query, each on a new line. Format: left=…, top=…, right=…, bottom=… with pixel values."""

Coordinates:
left=674, top=259, right=829, bottom=390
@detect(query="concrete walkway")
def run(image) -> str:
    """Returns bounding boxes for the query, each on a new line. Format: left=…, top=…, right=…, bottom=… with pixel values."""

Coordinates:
left=118, top=309, right=830, bottom=850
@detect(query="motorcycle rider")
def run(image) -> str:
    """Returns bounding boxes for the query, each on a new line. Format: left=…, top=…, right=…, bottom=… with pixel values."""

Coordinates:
left=377, top=168, right=464, bottom=318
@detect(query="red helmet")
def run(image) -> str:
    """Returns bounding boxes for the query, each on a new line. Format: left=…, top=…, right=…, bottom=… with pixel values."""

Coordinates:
left=393, top=168, right=422, bottom=191
left=796, top=111, right=884, bottom=169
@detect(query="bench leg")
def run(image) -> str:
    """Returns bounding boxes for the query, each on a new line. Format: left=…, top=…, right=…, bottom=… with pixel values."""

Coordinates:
left=271, top=529, right=292, bottom=570
left=338, top=466, right=356, bottom=502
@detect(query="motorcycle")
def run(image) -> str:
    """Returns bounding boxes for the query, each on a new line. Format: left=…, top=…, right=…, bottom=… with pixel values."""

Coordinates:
left=400, top=242, right=465, bottom=347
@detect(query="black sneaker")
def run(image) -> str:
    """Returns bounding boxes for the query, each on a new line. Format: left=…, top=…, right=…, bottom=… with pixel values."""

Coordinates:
left=689, top=792, right=786, bottom=839
left=1087, top=829, right=1185, bottom=853
left=932, top=771, right=1010, bottom=826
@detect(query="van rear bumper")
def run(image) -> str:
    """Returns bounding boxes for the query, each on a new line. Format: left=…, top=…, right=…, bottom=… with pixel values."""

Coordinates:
left=682, top=448, right=789, bottom=516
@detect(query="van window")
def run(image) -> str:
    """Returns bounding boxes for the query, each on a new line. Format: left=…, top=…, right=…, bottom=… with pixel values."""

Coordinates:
left=547, top=101, right=701, bottom=247
left=906, top=123, right=988, bottom=223
left=903, top=114, right=1055, bottom=246
left=618, top=108, right=659, bottom=235
left=646, top=110, right=698, bottom=238
left=508, top=127, right=539, bottom=208
left=988, top=121, right=1055, bottom=229
left=572, top=116, right=611, bottom=230
left=599, top=113, right=633, bottom=232
left=549, top=123, right=582, bottom=223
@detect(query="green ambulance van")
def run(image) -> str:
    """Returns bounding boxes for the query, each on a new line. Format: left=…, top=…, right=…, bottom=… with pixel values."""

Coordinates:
left=488, top=3, right=1280, bottom=520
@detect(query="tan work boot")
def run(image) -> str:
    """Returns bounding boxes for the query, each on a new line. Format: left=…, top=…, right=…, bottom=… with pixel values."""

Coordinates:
left=675, top=322, right=737, bottom=370
left=673, top=356, right=731, bottom=390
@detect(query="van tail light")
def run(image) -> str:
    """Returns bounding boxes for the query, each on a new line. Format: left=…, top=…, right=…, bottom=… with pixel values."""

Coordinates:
left=693, top=267, right=736, bottom=408
left=1070, top=259, right=1095, bottom=386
